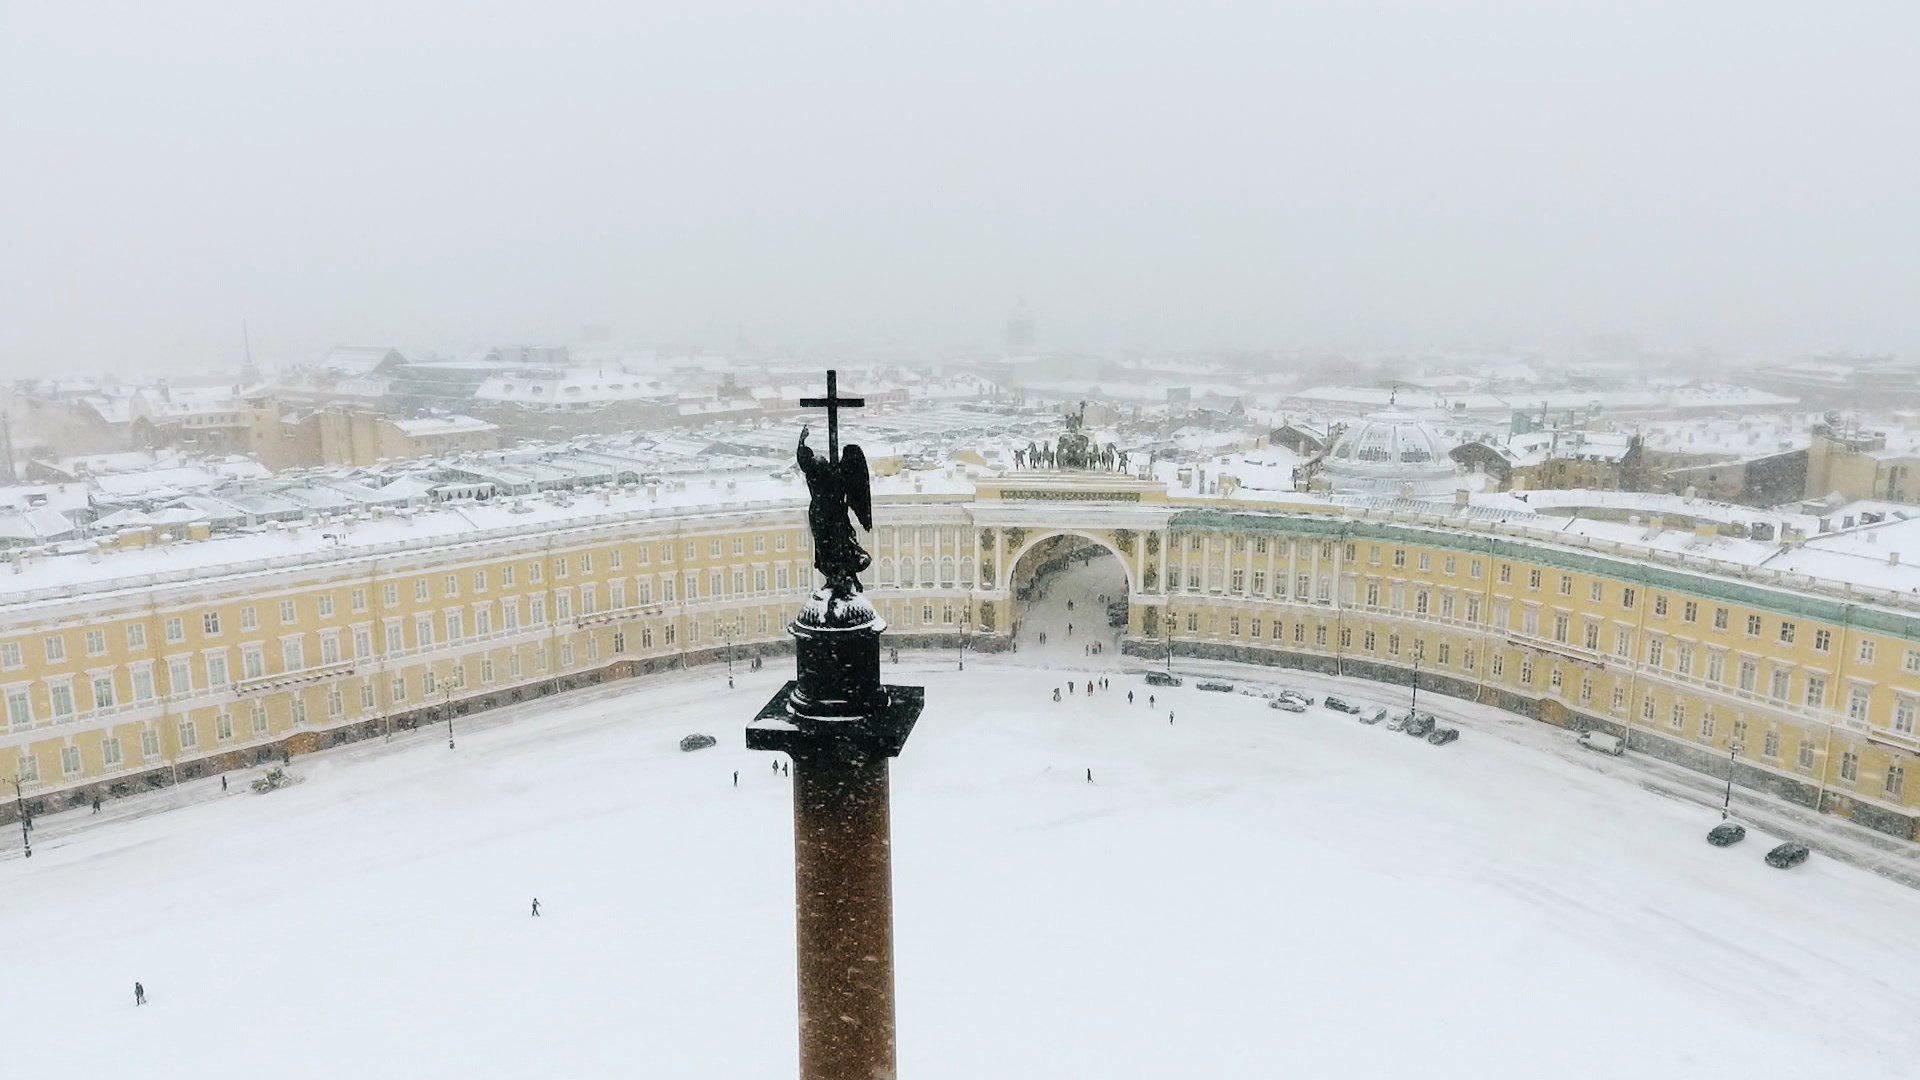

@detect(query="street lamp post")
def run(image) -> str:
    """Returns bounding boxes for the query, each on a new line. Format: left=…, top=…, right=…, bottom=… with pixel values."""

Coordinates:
left=1410, top=648, right=1423, bottom=715
left=4, top=775, right=28, bottom=858
left=1164, top=603, right=1175, bottom=674
left=725, top=624, right=736, bottom=689
left=1723, top=742, right=1741, bottom=819
left=441, top=665, right=455, bottom=750
left=959, top=600, right=970, bottom=670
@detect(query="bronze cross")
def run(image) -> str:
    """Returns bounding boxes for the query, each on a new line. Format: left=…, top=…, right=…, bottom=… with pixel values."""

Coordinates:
left=800, top=368, right=865, bottom=464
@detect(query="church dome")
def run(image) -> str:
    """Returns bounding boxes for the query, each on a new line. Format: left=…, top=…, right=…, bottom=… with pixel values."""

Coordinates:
left=1321, top=408, right=1458, bottom=493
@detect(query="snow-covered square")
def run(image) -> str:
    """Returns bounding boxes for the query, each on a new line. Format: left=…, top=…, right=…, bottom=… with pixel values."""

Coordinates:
left=4, top=643, right=1918, bottom=1078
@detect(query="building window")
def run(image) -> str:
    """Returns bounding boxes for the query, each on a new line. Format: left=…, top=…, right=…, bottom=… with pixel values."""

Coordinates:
left=1699, top=709, right=1715, bottom=739
left=6, top=688, right=31, bottom=730
left=1558, top=575, right=1572, bottom=596
left=1518, top=657, right=1532, bottom=684
left=1713, top=607, right=1728, bottom=631
left=61, top=745, right=81, bottom=776
left=217, top=712, right=235, bottom=740
left=1682, top=601, right=1697, bottom=623
left=1611, top=686, right=1626, bottom=712
left=1763, top=728, right=1780, bottom=758
left=318, top=595, right=335, bottom=618
left=1526, top=568, right=1541, bottom=591
left=1798, top=741, right=1815, bottom=769
left=141, top=729, right=160, bottom=759
left=49, top=682, right=74, bottom=718
left=85, top=629, right=106, bottom=656
left=1620, top=587, right=1636, bottom=610
left=1653, top=595, right=1668, bottom=618
left=1814, top=629, right=1831, bottom=653
left=1888, top=765, right=1907, bottom=800
left=103, top=735, right=123, bottom=767
left=1769, top=667, right=1790, bottom=700
left=1849, top=687, right=1871, bottom=723
left=1670, top=701, right=1685, bottom=730
left=1859, top=638, right=1876, bottom=663
left=1747, top=615, right=1763, bottom=637
left=1805, top=676, right=1826, bottom=709
left=0, top=642, right=18, bottom=669
left=1779, top=622, right=1796, bottom=645
left=166, top=618, right=184, bottom=643
left=1491, top=652, right=1504, bottom=678
left=179, top=719, right=198, bottom=750
left=1840, top=750, right=1859, bottom=784
left=1896, top=697, right=1917, bottom=735
left=202, top=612, right=221, bottom=636
left=352, top=588, right=368, bottom=612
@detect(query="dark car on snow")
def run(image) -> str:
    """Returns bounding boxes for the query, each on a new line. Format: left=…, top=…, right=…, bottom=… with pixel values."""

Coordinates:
left=1765, top=842, right=1810, bottom=869
left=1426, top=726, right=1459, bottom=746
left=1196, top=680, right=1235, bottom=693
left=1144, top=671, right=1183, bottom=687
left=679, top=733, right=718, bottom=752
left=1706, top=823, right=1747, bottom=847
left=1403, top=713, right=1435, bottom=738
left=1361, top=707, right=1389, bottom=725
left=1268, top=697, right=1307, bottom=713
left=1322, top=696, right=1360, bottom=714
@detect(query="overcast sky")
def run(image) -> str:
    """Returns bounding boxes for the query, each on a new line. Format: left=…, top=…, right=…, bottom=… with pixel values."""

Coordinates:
left=1, top=0, right=1915, bottom=374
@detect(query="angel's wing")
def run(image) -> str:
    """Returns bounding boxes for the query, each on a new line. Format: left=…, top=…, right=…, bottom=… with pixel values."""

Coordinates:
left=842, top=444, right=873, bottom=531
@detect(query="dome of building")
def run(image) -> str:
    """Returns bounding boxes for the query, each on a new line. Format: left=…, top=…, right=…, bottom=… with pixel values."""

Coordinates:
left=1321, top=407, right=1460, bottom=494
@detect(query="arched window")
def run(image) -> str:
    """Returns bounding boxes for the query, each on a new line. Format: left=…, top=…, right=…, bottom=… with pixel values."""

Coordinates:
left=920, top=557, right=934, bottom=587
left=879, top=557, right=895, bottom=588
left=959, top=557, right=975, bottom=588
left=940, top=558, right=955, bottom=588
left=899, top=560, right=914, bottom=588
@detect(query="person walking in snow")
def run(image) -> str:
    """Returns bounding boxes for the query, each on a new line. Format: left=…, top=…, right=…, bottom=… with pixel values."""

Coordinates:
left=732, top=770, right=739, bottom=788
left=1086, top=683, right=1093, bottom=697
left=133, top=982, right=145, bottom=1006
left=221, top=775, right=227, bottom=792
left=1053, top=688, right=1061, bottom=702
left=1085, top=768, right=1093, bottom=784
left=531, top=898, right=541, bottom=917
left=782, top=762, right=789, bottom=777
left=1149, top=694, right=1155, bottom=708
left=1068, top=680, right=1075, bottom=694
left=91, top=796, right=101, bottom=814
left=1169, top=712, right=1175, bottom=724
left=1127, top=690, right=1134, bottom=704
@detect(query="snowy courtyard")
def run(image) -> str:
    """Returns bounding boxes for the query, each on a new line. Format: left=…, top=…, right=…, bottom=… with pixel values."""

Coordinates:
left=4, top=615, right=1919, bottom=1076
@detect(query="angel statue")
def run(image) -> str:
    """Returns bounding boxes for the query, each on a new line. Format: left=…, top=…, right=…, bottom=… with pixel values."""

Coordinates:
left=796, top=424, right=873, bottom=593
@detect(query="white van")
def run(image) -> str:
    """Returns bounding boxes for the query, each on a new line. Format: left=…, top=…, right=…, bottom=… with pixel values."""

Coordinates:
left=1577, top=731, right=1625, bottom=756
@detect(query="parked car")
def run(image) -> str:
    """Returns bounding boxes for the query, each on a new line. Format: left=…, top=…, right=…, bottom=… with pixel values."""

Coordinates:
left=1196, top=680, right=1235, bottom=693
left=1426, top=726, right=1459, bottom=746
left=1144, top=671, right=1183, bottom=687
left=1577, top=731, right=1625, bottom=756
left=1765, top=842, right=1810, bottom=869
left=1403, top=713, right=1435, bottom=738
left=1361, top=707, right=1389, bottom=725
left=679, top=733, right=717, bottom=752
left=1268, top=697, right=1307, bottom=713
left=1323, top=696, right=1361, bottom=715
left=1706, top=823, right=1747, bottom=847
left=1385, top=712, right=1408, bottom=732
left=1276, top=689, right=1314, bottom=707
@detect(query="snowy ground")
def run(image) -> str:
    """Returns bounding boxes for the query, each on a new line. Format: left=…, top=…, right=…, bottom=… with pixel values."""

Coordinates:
left=4, top=558, right=1919, bottom=1078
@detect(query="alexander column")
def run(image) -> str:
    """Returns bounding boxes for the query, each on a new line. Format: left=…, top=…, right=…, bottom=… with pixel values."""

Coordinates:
left=748, top=370, right=923, bottom=1080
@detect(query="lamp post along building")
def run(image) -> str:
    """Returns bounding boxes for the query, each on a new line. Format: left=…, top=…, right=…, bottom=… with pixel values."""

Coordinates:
left=6, top=453, right=1920, bottom=842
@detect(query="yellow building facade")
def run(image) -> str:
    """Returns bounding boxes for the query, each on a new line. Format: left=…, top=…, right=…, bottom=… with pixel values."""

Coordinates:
left=6, top=477, right=1920, bottom=841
